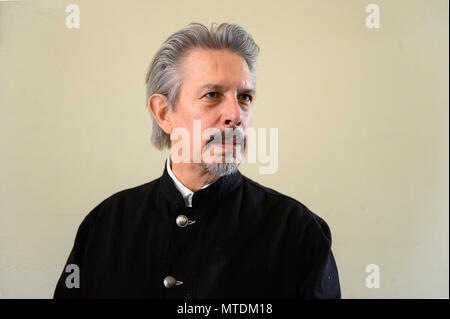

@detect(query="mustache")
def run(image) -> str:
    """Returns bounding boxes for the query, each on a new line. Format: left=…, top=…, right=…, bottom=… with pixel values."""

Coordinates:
left=206, top=128, right=246, bottom=146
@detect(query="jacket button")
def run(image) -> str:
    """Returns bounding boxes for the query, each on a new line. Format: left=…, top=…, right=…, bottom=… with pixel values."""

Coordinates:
left=176, top=215, right=189, bottom=227
left=163, top=276, right=176, bottom=288
left=163, top=275, right=183, bottom=288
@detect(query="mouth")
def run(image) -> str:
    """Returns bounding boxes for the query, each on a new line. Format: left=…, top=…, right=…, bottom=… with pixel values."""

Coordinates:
left=206, top=132, right=246, bottom=154
left=219, top=136, right=241, bottom=150
left=221, top=142, right=237, bottom=150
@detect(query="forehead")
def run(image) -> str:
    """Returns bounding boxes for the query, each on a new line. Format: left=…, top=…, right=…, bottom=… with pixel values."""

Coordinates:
left=178, top=48, right=254, bottom=90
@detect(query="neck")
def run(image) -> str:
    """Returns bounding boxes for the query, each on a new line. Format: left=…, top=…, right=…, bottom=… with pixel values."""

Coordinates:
left=170, top=160, right=219, bottom=192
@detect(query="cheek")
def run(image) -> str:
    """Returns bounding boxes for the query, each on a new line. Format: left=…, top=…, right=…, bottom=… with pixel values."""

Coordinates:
left=242, top=111, right=253, bottom=128
left=172, top=110, right=198, bottom=135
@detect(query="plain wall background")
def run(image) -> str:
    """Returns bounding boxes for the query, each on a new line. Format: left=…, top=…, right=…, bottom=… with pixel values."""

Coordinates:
left=0, top=0, right=448, bottom=298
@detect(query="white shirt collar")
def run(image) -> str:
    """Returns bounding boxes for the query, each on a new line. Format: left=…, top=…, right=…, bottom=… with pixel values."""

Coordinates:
left=166, top=155, right=212, bottom=207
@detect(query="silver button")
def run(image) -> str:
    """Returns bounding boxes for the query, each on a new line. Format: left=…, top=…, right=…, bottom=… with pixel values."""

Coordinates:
left=176, top=215, right=189, bottom=227
left=163, top=276, right=176, bottom=288
left=163, top=275, right=183, bottom=288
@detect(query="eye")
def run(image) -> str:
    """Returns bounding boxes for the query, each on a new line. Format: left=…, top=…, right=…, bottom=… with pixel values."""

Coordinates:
left=204, top=92, right=219, bottom=99
left=239, top=94, right=252, bottom=103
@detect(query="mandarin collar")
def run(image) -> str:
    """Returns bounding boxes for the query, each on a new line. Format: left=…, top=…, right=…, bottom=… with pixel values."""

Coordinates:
left=166, top=156, right=214, bottom=207
left=159, top=160, right=243, bottom=208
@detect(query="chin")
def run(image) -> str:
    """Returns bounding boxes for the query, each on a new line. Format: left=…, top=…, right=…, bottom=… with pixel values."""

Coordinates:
left=201, top=162, right=240, bottom=177
left=200, top=144, right=245, bottom=176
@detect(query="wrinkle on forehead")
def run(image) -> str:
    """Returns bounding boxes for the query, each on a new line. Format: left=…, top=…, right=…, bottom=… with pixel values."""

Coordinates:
left=178, top=48, right=253, bottom=89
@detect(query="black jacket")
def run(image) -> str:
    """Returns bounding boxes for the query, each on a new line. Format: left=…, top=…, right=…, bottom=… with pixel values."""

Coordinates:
left=54, top=161, right=341, bottom=298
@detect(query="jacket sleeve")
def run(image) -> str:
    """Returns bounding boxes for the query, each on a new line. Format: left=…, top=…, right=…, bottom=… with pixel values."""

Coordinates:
left=53, top=211, right=94, bottom=299
left=297, top=216, right=341, bottom=299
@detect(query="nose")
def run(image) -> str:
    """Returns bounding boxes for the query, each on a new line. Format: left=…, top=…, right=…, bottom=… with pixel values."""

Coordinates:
left=223, top=95, right=242, bottom=128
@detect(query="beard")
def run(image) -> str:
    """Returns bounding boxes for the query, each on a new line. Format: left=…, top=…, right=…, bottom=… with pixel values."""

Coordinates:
left=200, top=162, right=239, bottom=177
left=200, top=127, right=246, bottom=177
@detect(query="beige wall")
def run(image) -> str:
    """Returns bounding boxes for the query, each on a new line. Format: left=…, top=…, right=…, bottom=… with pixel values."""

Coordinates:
left=0, top=0, right=448, bottom=298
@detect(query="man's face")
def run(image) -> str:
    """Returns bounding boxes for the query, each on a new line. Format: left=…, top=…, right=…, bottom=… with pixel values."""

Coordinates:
left=168, top=48, right=255, bottom=174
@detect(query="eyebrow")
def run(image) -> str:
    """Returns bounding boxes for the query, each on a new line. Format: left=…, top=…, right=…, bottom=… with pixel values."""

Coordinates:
left=197, top=83, right=256, bottom=96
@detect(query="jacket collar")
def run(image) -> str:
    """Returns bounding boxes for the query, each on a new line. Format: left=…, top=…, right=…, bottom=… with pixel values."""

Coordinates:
left=166, top=156, right=213, bottom=207
left=159, top=160, right=243, bottom=208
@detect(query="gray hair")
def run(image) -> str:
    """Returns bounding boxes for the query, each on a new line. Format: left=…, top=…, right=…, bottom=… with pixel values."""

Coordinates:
left=145, top=22, right=260, bottom=150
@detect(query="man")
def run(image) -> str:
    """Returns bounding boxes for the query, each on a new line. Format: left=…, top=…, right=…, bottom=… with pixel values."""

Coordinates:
left=54, top=22, right=341, bottom=298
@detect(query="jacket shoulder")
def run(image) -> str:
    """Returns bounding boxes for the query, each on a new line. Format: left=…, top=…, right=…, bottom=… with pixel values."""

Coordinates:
left=82, top=177, right=162, bottom=224
left=242, top=176, right=332, bottom=243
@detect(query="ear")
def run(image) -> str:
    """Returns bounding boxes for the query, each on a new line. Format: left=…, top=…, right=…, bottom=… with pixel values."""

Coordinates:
left=148, top=94, right=172, bottom=134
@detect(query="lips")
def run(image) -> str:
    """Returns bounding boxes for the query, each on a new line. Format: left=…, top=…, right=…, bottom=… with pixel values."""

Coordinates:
left=221, top=142, right=236, bottom=147
left=221, top=139, right=237, bottom=145
left=207, top=131, right=245, bottom=148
